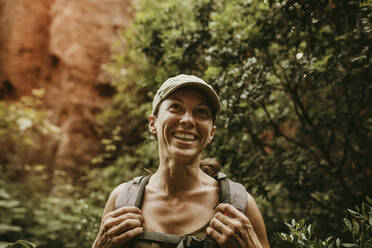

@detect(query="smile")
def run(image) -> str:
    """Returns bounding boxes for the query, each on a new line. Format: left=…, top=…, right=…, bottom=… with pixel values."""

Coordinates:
left=172, top=131, right=197, bottom=141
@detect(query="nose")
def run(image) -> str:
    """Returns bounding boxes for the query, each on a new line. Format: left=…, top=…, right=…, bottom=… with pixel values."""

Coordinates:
left=179, top=110, right=195, bottom=129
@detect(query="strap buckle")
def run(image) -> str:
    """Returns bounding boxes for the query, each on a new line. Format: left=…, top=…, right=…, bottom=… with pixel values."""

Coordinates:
left=177, top=236, right=204, bottom=248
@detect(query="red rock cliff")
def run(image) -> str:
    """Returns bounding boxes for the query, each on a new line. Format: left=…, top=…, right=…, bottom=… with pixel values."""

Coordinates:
left=0, top=0, right=133, bottom=175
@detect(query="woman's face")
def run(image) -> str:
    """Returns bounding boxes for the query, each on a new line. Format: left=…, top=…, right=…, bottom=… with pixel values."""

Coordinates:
left=149, top=87, right=216, bottom=161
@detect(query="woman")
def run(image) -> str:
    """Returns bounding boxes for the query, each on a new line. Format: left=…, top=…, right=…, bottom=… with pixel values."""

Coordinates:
left=92, top=74, right=270, bottom=248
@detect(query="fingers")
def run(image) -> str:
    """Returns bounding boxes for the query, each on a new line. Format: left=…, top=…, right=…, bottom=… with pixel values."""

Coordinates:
left=109, top=218, right=142, bottom=237
left=105, top=206, right=142, bottom=218
left=206, top=226, right=244, bottom=248
left=101, top=216, right=142, bottom=240
left=103, top=212, right=143, bottom=230
left=106, top=220, right=143, bottom=246
left=97, top=207, right=144, bottom=248
left=101, top=206, right=143, bottom=231
left=208, top=213, right=245, bottom=248
left=215, top=212, right=246, bottom=237
left=215, top=203, right=246, bottom=219
left=113, top=226, right=143, bottom=244
left=214, top=203, right=252, bottom=236
left=208, top=203, right=262, bottom=248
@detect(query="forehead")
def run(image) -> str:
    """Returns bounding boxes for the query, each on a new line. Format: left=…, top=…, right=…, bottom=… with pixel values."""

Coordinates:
left=166, top=86, right=211, bottom=105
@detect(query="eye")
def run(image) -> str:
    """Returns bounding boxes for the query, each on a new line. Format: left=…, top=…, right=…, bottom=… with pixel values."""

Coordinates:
left=195, top=107, right=211, bottom=118
left=168, top=103, right=182, bottom=112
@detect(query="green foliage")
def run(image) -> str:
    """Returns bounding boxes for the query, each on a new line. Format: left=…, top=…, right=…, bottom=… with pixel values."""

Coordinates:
left=0, top=240, right=36, bottom=248
left=0, top=170, right=102, bottom=248
left=0, top=91, right=100, bottom=247
left=0, top=88, right=60, bottom=179
left=1, top=0, right=371, bottom=247
left=102, top=0, right=372, bottom=246
left=278, top=197, right=372, bottom=248
left=343, top=197, right=372, bottom=247
left=278, top=219, right=338, bottom=248
left=0, top=185, right=24, bottom=236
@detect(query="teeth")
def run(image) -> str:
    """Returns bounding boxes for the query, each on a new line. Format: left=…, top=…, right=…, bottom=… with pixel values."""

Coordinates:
left=173, top=131, right=196, bottom=141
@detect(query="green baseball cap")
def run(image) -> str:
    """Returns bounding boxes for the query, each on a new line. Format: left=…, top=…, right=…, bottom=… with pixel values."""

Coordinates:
left=151, top=74, right=221, bottom=117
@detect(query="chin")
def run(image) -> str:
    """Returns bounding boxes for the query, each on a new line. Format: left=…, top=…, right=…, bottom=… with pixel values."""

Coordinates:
left=171, top=148, right=201, bottom=162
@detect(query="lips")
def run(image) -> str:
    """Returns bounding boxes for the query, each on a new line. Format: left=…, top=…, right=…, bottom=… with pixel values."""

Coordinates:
left=172, top=131, right=197, bottom=141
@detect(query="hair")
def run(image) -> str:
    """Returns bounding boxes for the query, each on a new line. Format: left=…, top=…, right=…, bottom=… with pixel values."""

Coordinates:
left=200, top=157, right=221, bottom=178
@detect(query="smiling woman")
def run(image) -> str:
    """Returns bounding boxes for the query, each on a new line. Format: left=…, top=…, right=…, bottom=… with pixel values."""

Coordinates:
left=149, top=87, right=216, bottom=164
left=92, top=74, right=270, bottom=248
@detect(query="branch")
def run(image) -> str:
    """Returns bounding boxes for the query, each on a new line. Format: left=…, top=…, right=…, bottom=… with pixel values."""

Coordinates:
left=260, top=100, right=323, bottom=167
left=246, top=123, right=269, bottom=156
left=289, top=86, right=337, bottom=168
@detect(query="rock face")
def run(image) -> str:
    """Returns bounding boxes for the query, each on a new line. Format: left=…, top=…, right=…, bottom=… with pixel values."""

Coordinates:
left=0, top=0, right=133, bottom=175
left=0, top=0, right=54, bottom=98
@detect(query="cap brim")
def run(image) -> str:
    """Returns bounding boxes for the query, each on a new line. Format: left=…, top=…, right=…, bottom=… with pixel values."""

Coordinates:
left=161, top=81, right=221, bottom=115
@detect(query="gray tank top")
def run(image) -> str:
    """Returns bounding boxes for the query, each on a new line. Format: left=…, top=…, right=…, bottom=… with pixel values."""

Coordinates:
left=115, top=173, right=248, bottom=248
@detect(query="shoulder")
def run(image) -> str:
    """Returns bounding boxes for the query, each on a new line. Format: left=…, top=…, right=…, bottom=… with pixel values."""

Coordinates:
left=101, top=180, right=133, bottom=216
left=225, top=178, right=259, bottom=216
left=227, top=179, right=248, bottom=212
left=111, top=182, right=131, bottom=200
left=114, top=177, right=146, bottom=209
left=245, top=192, right=260, bottom=217
left=226, top=178, right=270, bottom=247
left=244, top=192, right=270, bottom=248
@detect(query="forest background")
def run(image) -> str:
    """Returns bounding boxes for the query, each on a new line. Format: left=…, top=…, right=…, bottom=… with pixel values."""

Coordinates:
left=0, top=0, right=371, bottom=247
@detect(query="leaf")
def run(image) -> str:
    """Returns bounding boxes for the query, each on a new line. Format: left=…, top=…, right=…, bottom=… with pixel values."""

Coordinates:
left=14, top=240, right=37, bottom=248
left=344, top=218, right=352, bottom=230
left=279, top=232, right=288, bottom=240
left=0, top=200, right=20, bottom=208
left=0, top=242, right=11, bottom=248
left=347, top=209, right=362, bottom=218
left=342, top=243, right=358, bottom=247
left=366, top=196, right=372, bottom=205
left=301, top=232, right=307, bottom=240
left=0, top=189, right=10, bottom=200
left=336, top=238, right=341, bottom=248
left=0, top=224, right=22, bottom=234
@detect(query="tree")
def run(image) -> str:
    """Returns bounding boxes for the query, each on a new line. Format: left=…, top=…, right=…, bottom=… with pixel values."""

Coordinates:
left=103, top=0, right=371, bottom=245
left=0, top=91, right=101, bottom=247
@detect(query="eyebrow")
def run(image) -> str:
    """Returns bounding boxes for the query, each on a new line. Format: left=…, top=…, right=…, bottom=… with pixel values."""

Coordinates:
left=170, top=96, right=210, bottom=107
left=171, top=96, right=183, bottom=103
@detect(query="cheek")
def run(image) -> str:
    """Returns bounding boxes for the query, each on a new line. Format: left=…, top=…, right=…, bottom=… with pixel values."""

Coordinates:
left=157, top=116, right=174, bottom=135
left=207, top=126, right=216, bottom=142
left=202, top=124, right=214, bottom=139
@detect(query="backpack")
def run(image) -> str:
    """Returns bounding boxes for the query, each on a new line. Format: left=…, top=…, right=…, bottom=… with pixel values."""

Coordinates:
left=115, top=173, right=247, bottom=248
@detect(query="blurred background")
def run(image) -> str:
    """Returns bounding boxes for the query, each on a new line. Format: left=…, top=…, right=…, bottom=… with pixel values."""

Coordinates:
left=0, top=0, right=371, bottom=247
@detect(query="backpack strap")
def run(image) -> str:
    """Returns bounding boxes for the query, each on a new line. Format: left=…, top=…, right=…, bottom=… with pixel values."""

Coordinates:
left=217, top=173, right=230, bottom=204
left=216, top=172, right=247, bottom=212
left=136, top=231, right=218, bottom=248
left=134, top=174, right=151, bottom=208
left=115, top=177, right=143, bottom=209
left=116, top=173, right=247, bottom=213
left=132, top=174, right=219, bottom=247
left=137, top=231, right=184, bottom=245
left=114, top=173, right=247, bottom=247
left=228, top=179, right=248, bottom=213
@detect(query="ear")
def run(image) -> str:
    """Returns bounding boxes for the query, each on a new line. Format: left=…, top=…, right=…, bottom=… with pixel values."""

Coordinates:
left=208, top=125, right=216, bottom=143
left=148, top=115, right=157, bottom=134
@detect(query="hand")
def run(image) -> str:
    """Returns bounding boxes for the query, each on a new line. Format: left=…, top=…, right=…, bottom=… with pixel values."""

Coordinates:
left=206, top=203, right=263, bottom=248
left=94, top=206, right=143, bottom=248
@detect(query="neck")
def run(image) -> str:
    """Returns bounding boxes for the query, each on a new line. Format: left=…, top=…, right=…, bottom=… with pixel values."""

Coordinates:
left=151, top=154, right=204, bottom=196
